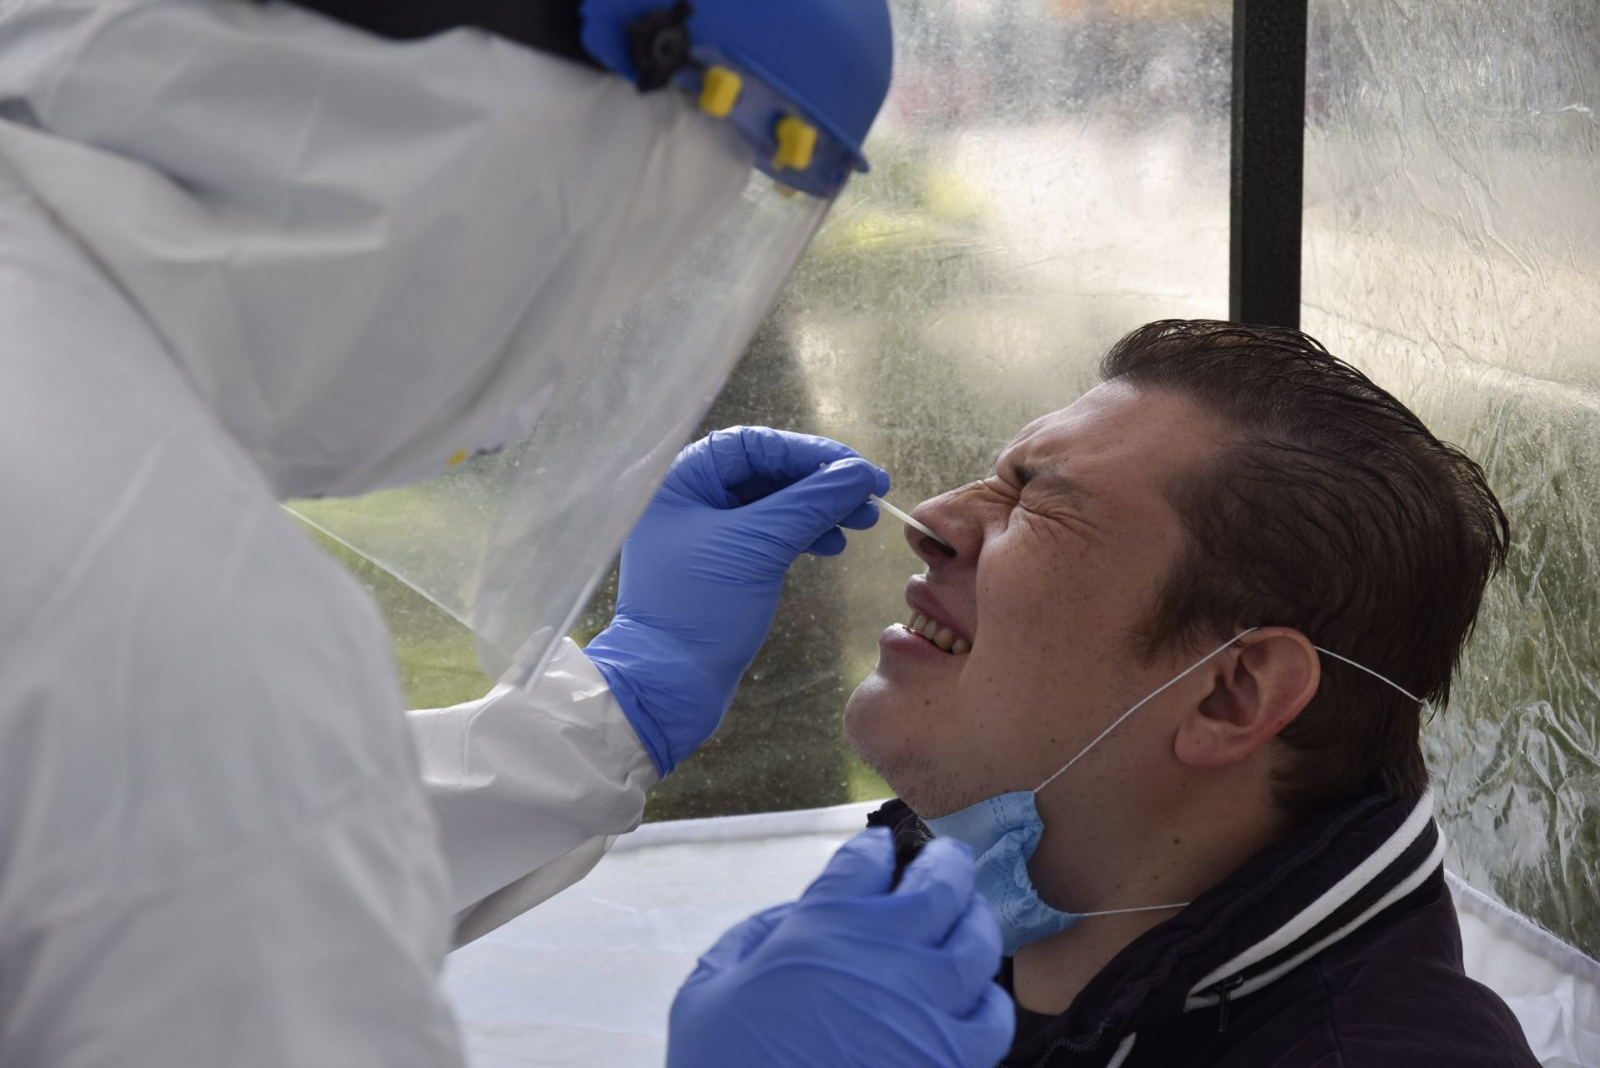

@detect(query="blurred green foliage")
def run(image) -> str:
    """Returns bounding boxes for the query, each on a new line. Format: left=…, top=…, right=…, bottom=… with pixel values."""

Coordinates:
left=294, top=523, right=493, bottom=709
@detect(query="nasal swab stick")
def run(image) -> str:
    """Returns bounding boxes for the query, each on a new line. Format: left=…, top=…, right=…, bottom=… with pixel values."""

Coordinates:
left=818, top=461, right=952, bottom=549
left=873, top=495, right=952, bottom=549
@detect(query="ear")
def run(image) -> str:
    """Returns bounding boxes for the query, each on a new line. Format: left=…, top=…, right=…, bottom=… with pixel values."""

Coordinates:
left=1174, top=628, right=1319, bottom=770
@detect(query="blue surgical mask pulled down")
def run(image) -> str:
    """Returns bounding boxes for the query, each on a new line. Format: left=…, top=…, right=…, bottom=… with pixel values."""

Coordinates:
left=923, top=631, right=1428, bottom=956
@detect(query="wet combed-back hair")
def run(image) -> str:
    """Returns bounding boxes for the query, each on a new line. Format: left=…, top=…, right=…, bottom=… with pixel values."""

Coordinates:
left=1099, top=320, right=1509, bottom=817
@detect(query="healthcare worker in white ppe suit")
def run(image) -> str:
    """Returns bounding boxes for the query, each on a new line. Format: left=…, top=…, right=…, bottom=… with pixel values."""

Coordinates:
left=0, top=0, right=1015, bottom=1065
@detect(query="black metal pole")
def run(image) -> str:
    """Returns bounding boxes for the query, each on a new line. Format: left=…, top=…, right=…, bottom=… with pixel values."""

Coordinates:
left=1230, top=0, right=1309, bottom=329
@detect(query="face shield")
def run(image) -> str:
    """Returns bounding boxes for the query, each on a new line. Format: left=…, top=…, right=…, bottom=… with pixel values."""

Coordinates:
left=294, top=166, right=829, bottom=679
left=0, top=0, right=887, bottom=677
left=293, top=2, right=891, bottom=681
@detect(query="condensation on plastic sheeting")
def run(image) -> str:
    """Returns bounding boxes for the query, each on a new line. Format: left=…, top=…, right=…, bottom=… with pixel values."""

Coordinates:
left=639, top=0, right=1235, bottom=820
left=1303, top=0, right=1600, bottom=957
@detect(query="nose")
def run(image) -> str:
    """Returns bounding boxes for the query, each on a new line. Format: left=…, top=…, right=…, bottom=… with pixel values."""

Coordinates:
left=904, top=491, right=968, bottom=567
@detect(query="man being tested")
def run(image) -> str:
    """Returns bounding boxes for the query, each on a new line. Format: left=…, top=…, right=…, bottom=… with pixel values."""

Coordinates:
left=845, top=319, right=1541, bottom=1067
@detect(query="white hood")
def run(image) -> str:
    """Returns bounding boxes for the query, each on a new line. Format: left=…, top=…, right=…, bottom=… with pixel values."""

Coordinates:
left=0, top=0, right=750, bottom=499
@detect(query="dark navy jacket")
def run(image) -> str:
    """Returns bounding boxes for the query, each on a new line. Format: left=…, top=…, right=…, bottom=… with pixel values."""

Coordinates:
left=867, top=791, right=1539, bottom=1068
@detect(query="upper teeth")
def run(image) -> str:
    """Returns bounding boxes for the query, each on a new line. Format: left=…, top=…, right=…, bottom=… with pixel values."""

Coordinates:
left=906, top=612, right=971, bottom=655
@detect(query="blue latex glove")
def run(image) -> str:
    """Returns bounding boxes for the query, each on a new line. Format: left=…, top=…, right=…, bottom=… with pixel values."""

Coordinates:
left=584, top=426, right=889, bottom=776
left=666, top=828, right=1015, bottom=1068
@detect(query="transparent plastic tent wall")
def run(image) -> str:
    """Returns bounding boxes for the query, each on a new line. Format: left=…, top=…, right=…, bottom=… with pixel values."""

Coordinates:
left=296, top=0, right=1600, bottom=994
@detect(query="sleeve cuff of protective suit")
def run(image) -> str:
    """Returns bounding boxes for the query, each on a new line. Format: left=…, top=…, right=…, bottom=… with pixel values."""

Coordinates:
left=534, top=639, right=660, bottom=788
left=586, top=652, right=674, bottom=779
left=411, top=638, right=658, bottom=914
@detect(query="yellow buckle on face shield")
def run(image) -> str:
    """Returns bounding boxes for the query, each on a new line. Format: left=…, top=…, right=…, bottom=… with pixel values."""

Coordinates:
left=772, top=116, right=818, bottom=172
left=699, top=66, right=743, bottom=118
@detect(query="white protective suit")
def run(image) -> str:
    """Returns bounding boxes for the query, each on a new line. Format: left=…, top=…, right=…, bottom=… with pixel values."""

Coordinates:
left=0, top=0, right=755, bottom=1063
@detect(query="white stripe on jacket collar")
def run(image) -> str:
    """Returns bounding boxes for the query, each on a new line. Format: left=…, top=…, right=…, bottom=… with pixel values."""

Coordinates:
left=1183, top=788, right=1441, bottom=1010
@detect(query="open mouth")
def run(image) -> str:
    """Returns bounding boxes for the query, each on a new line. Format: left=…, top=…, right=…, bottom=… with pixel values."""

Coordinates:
left=903, top=610, right=971, bottom=655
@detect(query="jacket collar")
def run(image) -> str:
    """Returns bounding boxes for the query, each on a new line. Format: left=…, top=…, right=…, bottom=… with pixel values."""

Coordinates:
left=870, top=787, right=1444, bottom=1063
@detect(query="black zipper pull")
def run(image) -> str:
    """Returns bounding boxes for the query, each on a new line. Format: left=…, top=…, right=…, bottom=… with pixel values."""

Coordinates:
left=1214, top=975, right=1246, bottom=1034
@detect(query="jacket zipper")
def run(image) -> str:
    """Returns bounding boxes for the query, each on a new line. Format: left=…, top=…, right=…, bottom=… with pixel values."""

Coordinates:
left=1212, top=974, right=1245, bottom=1033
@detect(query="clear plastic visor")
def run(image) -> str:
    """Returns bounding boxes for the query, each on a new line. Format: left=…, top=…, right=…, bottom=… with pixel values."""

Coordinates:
left=293, top=174, right=831, bottom=683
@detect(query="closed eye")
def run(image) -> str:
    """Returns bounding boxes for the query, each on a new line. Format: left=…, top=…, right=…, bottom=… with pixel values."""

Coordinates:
left=1009, top=460, right=1088, bottom=511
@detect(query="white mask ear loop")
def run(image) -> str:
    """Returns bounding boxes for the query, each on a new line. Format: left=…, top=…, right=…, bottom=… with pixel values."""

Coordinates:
left=1034, top=628, right=1260, bottom=796
left=1313, top=646, right=1428, bottom=710
left=1027, top=632, right=1426, bottom=922
left=1027, top=629, right=1258, bottom=921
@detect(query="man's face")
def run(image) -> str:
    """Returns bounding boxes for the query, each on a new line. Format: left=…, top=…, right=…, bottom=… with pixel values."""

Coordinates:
left=844, top=382, right=1232, bottom=817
